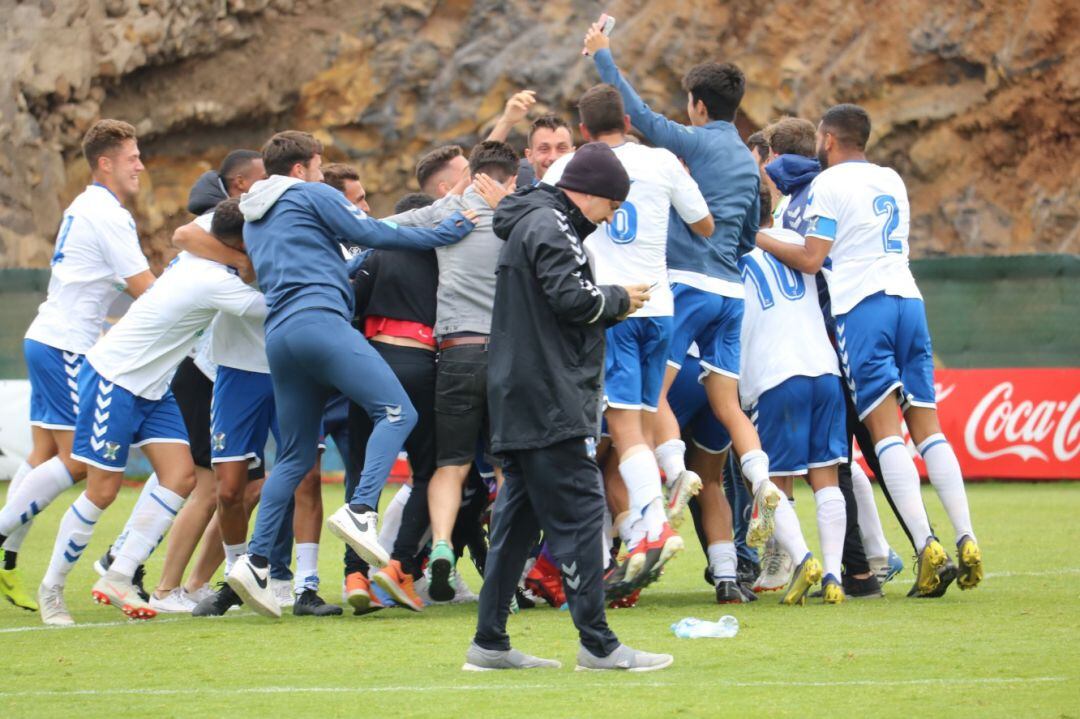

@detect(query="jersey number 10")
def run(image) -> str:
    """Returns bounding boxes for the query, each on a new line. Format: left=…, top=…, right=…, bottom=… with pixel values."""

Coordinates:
left=740, top=253, right=805, bottom=310
left=605, top=201, right=638, bottom=244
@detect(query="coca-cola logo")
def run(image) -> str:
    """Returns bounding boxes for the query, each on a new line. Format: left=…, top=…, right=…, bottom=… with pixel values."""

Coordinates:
left=964, top=382, right=1080, bottom=462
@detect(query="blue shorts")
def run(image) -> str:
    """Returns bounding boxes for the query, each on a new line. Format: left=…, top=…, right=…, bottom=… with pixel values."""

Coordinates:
left=750, top=374, right=847, bottom=476
left=71, top=362, right=189, bottom=472
left=604, top=316, right=673, bottom=411
left=667, top=356, right=732, bottom=454
left=211, top=366, right=280, bottom=469
left=668, top=284, right=743, bottom=379
left=835, top=292, right=936, bottom=421
left=24, top=339, right=83, bottom=430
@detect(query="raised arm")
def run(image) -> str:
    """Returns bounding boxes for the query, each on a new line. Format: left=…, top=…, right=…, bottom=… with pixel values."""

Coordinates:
left=486, top=90, right=537, bottom=142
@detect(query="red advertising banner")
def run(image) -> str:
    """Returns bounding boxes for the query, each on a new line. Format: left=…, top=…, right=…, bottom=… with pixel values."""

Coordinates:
left=854, top=368, right=1080, bottom=480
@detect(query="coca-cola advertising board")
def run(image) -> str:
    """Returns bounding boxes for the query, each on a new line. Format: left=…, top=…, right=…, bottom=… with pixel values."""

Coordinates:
left=854, top=369, right=1080, bottom=480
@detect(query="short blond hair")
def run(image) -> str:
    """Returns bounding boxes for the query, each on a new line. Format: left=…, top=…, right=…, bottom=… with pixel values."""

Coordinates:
left=82, top=119, right=137, bottom=171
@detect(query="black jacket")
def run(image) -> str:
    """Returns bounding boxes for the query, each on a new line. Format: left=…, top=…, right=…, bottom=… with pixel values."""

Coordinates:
left=487, top=184, right=630, bottom=453
left=187, top=170, right=229, bottom=215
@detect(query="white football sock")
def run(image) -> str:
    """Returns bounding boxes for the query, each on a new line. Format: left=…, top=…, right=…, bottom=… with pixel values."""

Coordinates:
left=654, top=439, right=686, bottom=483
left=707, top=541, right=737, bottom=583
left=849, top=461, right=890, bottom=559
left=224, top=542, right=247, bottom=575
left=2, top=461, right=33, bottom=552
left=42, top=492, right=103, bottom=588
left=815, top=486, right=846, bottom=581
left=294, top=543, right=319, bottom=594
left=110, top=485, right=184, bottom=580
left=601, top=512, right=612, bottom=569
left=111, top=473, right=161, bottom=555
left=378, top=484, right=410, bottom=553
left=619, top=447, right=663, bottom=515
left=875, top=436, right=933, bottom=551
left=740, top=449, right=771, bottom=494
left=0, top=457, right=75, bottom=537
left=618, top=511, right=646, bottom=549
left=772, top=493, right=810, bottom=563
left=918, top=434, right=975, bottom=544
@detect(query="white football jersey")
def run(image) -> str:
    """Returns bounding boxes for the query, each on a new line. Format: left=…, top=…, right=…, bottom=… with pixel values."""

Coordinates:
left=738, top=228, right=839, bottom=406
left=803, top=161, right=921, bottom=315
left=25, top=184, right=150, bottom=354
left=87, top=252, right=266, bottom=400
left=543, top=143, right=709, bottom=317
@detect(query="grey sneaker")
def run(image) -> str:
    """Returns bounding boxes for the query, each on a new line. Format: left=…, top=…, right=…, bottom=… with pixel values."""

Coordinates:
left=462, top=642, right=562, bottom=671
left=575, top=643, right=674, bottom=672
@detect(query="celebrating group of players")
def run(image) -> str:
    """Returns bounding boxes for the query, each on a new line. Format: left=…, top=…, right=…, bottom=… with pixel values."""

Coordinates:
left=0, top=19, right=983, bottom=671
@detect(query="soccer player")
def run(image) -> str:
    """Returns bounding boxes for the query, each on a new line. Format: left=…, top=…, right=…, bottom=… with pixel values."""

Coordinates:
left=755, top=104, right=983, bottom=597
left=584, top=24, right=786, bottom=550
left=415, top=145, right=470, bottom=199
left=223, top=131, right=477, bottom=618
left=37, top=200, right=266, bottom=624
left=0, top=120, right=155, bottom=612
left=542, top=83, right=715, bottom=592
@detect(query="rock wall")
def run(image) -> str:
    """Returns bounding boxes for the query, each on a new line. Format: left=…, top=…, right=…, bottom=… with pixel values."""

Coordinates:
left=2, top=0, right=1076, bottom=269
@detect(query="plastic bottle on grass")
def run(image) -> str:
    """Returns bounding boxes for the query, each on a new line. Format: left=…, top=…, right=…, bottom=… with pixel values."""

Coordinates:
left=671, top=615, right=739, bottom=639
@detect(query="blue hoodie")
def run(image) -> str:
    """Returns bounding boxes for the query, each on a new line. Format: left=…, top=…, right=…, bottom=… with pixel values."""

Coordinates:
left=594, top=49, right=760, bottom=293
left=765, top=154, right=820, bottom=235
left=240, top=176, right=474, bottom=336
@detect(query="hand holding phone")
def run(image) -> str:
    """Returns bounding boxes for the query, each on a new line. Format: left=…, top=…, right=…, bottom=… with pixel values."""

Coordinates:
left=583, top=13, right=616, bottom=56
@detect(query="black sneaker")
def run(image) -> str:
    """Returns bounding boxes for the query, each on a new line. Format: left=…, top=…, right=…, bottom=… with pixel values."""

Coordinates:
left=132, top=564, right=150, bottom=602
left=843, top=573, right=884, bottom=599
left=714, top=580, right=745, bottom=604
left=908, top=556, right=958, bottom=599
left=703, top=565, right=714, bottom=587
left=515, top=586, right=537, bottom=610
left=736, top=557, right=760, bottom=586
left=293, top=589, right=343, bottom=617
left=737, top=582, right=758, bottom=602
left=193, top=582, right=242, bottom=617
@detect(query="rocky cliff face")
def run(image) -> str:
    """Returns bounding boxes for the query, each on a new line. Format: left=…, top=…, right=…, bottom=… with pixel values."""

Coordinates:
left=2, top=0, right=1076, bottom=269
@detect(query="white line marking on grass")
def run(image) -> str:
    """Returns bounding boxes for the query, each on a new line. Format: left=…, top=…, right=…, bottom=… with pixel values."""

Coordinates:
left=0, top=676, right=1069, bottom=699
left=984, top=568, right=1080, bottom=579
left=0, top=617, right=189, bottom=634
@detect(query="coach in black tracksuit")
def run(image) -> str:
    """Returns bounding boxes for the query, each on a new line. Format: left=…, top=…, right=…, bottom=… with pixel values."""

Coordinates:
left=472, top=143, right=650, bottom=663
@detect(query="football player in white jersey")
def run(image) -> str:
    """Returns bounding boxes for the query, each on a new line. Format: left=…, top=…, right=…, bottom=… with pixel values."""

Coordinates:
left=543, top=84, right=715, bottom=594
left=36, top=200, right=268, bottom=625
left=755, top=104, right=982, bottom=598
left=0, top=120, right=155, bottom=612
left=739, top=200, right=849, bottom=605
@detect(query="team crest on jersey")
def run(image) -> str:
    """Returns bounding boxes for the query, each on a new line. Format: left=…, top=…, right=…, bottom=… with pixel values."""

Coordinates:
left=212, top=432, right=226, bottom=451
left=102, top=441, right=121, bottom=461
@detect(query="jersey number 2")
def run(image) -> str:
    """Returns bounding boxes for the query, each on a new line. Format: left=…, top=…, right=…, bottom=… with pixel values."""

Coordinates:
left=873, top=195, right=902, bottom=254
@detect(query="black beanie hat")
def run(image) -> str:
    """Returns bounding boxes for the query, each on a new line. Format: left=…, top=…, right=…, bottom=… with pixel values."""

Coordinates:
left=555, top=142, right=631, bottom=202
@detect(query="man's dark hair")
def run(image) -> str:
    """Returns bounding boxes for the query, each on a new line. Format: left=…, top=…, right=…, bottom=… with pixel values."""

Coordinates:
left=82, top=119, right=137, bottom=171
left=394, top=192, right=435, bottom=214
left=682, top=62, right=745, bottom=122
left=468, top=141, right=519, bottom=183
left=415, top=145, right=464, bottom=190
left=759, top=185, right=772, bottom=227
left=321, top=163, right=361, bottom=194
left=218, top=149, right=261, bottom=185
left=210, top=198, right=245, bottom=249
left=577, top=84, right=625, bottom=138
left=765, top=117, right=817, bottom=158
left=747, top=130, right=770, bottom=163
left=262, top=131, right=322, bottom=177
left=820, top=104, right=871, bottom=151
left=527, top=114, right=571, bottom=146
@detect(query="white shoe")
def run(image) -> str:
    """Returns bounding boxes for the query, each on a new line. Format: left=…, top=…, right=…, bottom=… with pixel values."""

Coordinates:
left=752, top=540, right=793, bottom=593
left=327, top=505, right=389, bottom=569
left=38, top=583, right=74, bottom=626
left=149, top=587, right=196, bottom=614
left=92, top=575, right=156, bottom=620
left=225, top=555, right=281, bottom=618
left=452, top=575, right=479, bottom=604
left=747, top=480, right=784, bottom=548
left=186, top=583, right=214, bottom=604
left=271, top=579, right=295, bottom=608
left=665, top=469, right=703, bottom=527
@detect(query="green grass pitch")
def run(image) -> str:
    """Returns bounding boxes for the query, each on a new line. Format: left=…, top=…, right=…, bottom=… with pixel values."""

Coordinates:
left=1, top=481, right=1078, bottom=718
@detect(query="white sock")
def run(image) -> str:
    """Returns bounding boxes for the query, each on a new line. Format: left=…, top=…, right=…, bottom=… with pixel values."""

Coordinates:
left=918, top=434, right=975, bottom=544
left=740, top=449, right=770, bottom=494
left=772, top=493, right=810, bottom=562
left=111, top=486, right=184, bottom=579
left=619, top=448, right=664, bottom=513
left=707, top=541, right=737, bottom=583
left=601, top=512, right=612, bottom=570
left=618, top=512, right=646, bottom=549
left=850, top=461, right=890, bottom=559
left=42, top=492, right=103, bottom=588
left=815, top=486, right=846, bottom=581
left=2, top=461, right=34, bottom=552
left=378, top=484, right=410, bottom=553
left=111, top=473, right=160, bottom=555
left=294, top=543, right=319, bottom=594
left=654, top=439, right=687, bottom=483
left=875, top=436, right=933, bottom=551
left=224, top=542, right=247, bottom=575
left=0, top=457, right=75, bottom=537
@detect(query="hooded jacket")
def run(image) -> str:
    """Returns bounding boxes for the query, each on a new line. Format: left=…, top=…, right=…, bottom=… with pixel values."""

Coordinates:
left=239, top=175, right=474, bottom=336
left=487, top=184, right=631, bottom=453
left=765, top=154, right=821, bottom=234
left=187, top=170, right=229, bottom=215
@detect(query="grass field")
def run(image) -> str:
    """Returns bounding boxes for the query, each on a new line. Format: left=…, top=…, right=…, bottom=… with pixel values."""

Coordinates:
left=1, top=481, right=1078, bottom=718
